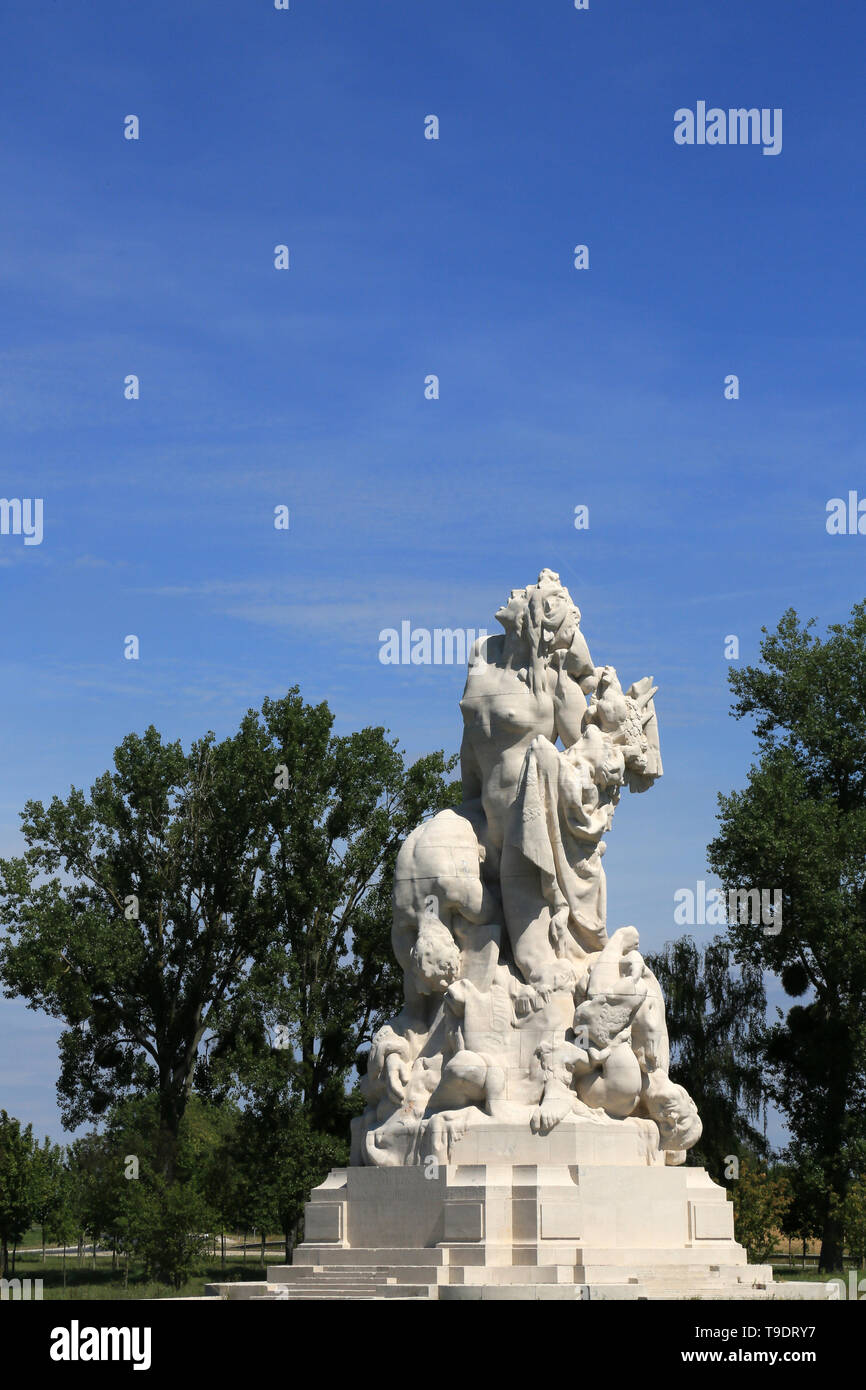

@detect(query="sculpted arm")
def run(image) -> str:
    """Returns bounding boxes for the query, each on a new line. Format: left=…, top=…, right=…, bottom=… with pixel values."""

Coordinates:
left=552, top=676, right=586, bottom=749
left=459, top=727, right=484, bottom=802
left=552, top=648, right=598, bottom=749
left=458, top=633, right=496, bottom=799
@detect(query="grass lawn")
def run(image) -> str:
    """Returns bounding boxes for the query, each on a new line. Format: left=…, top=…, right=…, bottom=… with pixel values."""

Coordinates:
left=773, top=1263, right=864, bottom=1285
left=4, top=1251, right=285, bottom=1301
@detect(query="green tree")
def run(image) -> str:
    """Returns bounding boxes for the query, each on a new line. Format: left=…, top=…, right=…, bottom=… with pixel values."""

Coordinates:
left=222, top=1094, right=349, bottom=1261
left=707, top=603, right=866, bottom=1270
left=67, top=1131, right=129, bottom=1270
left=44, top=1166, right=79, bottom=1290
left=839, top=1173, right=866, bottom=1267
left=0, top=689, right=457, bottom=1180
left=778, top=1156, right=823, bottom=1268
left=732, top=1163, right=792, bottom=1264
left=126, top=1176, right=211, bottom=1290
left=0, top=1111, right=36, bottom=1277
left=30, top=1137, right=66, bottom=1262
left=64, top=1094, right=229, bottom=1286
left=643, top=935, right=767, bottom=1179
left=197, top=698, right=460, bottom=1134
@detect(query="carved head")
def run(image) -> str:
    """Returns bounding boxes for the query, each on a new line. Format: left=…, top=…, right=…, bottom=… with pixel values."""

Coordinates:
left=586, top=667, right=630, bottom=731
left=587, top=667, right=649, bottom=755
left=533, top=569, right=583, bottom=655
left=655, top=1083, right=702, bottom=1150
left=410, top=917, right=461, bottom=995
left=495, top=587, right=529, bottom=634
left=572, top=995, right=635, bottom=1048
left=597, top=733, right=626, bottom=789
left=495, top=571, right=584, bottom=663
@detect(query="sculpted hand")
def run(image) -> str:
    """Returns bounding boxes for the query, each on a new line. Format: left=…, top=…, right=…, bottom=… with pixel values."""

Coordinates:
left=384, top=1053, right=410, bottom=1104
left=531, top=960, right=578, bottom=1002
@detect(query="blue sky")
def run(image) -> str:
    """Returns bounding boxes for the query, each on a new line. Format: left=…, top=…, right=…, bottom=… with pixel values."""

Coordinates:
left=1, top=0, right=864, bottom=1143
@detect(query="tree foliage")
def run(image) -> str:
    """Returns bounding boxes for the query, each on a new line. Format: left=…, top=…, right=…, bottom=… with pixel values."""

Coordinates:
left=0, top=689, right=458, bottom=1178
left=644, top=935, right=767, bottom=1178
left=707, top=603, right=866, bottom=1269
left=732, top=1163, right=792, bottom=1264
left=0, top=1110, right=36, bottom=1277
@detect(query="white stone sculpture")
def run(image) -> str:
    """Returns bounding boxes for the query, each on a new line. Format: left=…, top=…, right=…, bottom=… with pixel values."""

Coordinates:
left=351, top=570, right=697, bottom=1170
left=206, top=571, right=833, bottom=1298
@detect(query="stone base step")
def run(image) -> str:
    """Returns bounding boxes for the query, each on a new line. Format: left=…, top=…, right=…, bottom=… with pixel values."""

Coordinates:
left=270, top=1258, right=767, bottom=1288
left=290, top=1244, right=751, bottom=1270
left=439, top=1281, right=834, bottom=1302
left=267, top=1266, right=443, bottom=1286
left=205, top=1274, right=833, bottom=1302
left=270, top=1286, right=434, bottom=1300
left=559, top=1247, right=750, bottom=1268
left=206, top=1279, right=436, bottom=1301
left=204, top=1281, right=271, bottom=1300
left=290, top=1247, right=447, bottom=1268
left=450, top=1264, right=773, bottom=1287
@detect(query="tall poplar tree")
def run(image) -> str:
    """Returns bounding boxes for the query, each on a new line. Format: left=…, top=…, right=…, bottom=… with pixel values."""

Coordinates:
left=708, top=603, right=866, bottom=1270
left=0, top=688, right=457, bottom=1180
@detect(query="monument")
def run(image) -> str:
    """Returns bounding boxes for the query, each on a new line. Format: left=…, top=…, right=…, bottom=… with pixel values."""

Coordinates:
left=351, top=569, right=696, bottom=1174
left=210, top=571, right=831, bottom=1300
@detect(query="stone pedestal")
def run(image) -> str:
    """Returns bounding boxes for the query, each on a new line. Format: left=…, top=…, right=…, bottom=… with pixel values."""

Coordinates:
left=261, top=1123, right=831, bottom=1300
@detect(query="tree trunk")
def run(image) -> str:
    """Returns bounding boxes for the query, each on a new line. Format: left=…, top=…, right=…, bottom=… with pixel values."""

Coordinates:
left=221, top=1231, right=225, bottom=1272
left=260, top=1230, right=266, bottom=1266
left=819, top=1194, right=845, bottom=1274
left=286, top=1216, right=300, bottom=1264
left=156, top=1075, right=187, bottom=1185
left=11, top=1243, right=16, bottom=1275
left=818, top=1076, right=851, bottom=1274
left=819, top=1220, right=843, bottom=1273
left=42, top=1226, right=46, bottom=1262
left=156, top=1038, right=204, bottom=1185
left=819, top=1149, right=850, bottom=1274
left=1, top=1236, right=8, bottom=1279
left=62, top=1244, right=67, bottom=1290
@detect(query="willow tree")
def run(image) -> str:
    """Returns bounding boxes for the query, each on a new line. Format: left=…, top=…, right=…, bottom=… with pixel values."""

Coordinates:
left=643, top=935, right=766, bottom=1179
